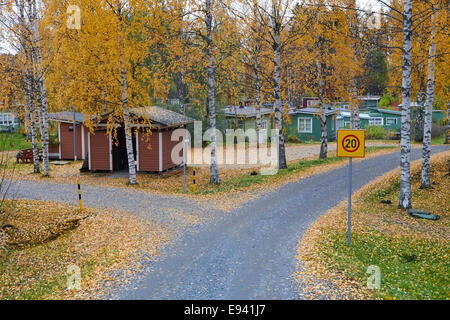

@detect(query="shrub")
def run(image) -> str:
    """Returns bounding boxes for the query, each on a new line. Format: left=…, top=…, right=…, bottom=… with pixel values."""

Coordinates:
left=287, top=134, right=301, bottom=143
left=385, top=130, right=399, bottom=140
left=431, top=123, right=444, bottom=139
left=366, top=125, right=385, bottom=139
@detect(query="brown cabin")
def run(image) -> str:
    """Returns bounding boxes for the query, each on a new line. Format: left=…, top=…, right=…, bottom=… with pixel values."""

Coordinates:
left=49, top=106, right=194, bottom=173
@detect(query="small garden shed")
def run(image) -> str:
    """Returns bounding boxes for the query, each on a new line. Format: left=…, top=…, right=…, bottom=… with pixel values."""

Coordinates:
left=51, top=107, right=194, bottom=173
left=286, top=108, right=336, bottom=142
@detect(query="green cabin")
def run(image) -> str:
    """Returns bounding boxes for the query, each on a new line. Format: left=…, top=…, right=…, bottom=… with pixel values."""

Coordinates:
left=358, top=95, right=382, bottom=110
left=223, top=106, right=273, bottom=141
left=336, top=112, right=371, bottom=129
left=286, top=108, right=336, bottom=142
left=366, top=108, right=402, bottom=131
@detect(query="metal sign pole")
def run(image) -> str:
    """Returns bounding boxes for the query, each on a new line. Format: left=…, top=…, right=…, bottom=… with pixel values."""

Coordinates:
left=348, top=157, right=352, bottom=246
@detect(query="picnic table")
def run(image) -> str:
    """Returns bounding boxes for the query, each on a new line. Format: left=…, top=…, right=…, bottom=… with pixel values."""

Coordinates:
left=16, top=148, right=43, bottom=163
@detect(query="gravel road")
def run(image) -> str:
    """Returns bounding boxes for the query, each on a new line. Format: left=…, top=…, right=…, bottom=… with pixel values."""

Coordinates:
left=112, top=145, right=449, bottom=299
left=5, top=179, right=223, bottom=233
left=4, top=145, right=448, bottom=299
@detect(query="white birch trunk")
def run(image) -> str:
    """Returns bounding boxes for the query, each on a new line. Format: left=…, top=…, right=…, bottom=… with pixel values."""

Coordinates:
left=316, top=61, right=327, bottom=159
left=413, top=91, right=425, bottom=142
left=31, top=0, right=50, bottom=176
left=255, top=54, right=263, bottom=145
left=27, top=66, right=40, bottom=174
left=350, top=106, right=361, bottom=129
left=421, top=9, right=436, bottom=188
left=206, top=0, right=219, bottom=184
left=120, top=68, right=137, bottom=184
left=399, top=0, right=413, bottom=209
left=272, top=10, right=287, bottom=169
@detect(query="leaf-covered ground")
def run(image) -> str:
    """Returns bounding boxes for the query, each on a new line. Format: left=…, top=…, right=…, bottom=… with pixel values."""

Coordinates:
left=296, top=151, right=450, bottom=300
left=0, top=200, right=170, bottom=299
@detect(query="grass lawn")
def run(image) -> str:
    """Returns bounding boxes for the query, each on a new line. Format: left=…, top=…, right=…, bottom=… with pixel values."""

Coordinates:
left=0, top=200, right=167, bottom=299
left=0, top=132, right=37, bottom=152
left=195, top=146, right=396, bottom=195
left=431, top=133, right=446, bottom=145
left=297, top=152, right=450, bottom=300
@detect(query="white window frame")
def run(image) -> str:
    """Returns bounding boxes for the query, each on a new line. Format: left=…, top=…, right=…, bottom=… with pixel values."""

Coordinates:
left=369, top=117, right=384, bottom=126
left=298, top=117, right=313, bottom=133
left=307, top=100, right=319, bottom=107
left=386, top=118, right=397, bottom=125
left=261, top=119, right=268, bottom=130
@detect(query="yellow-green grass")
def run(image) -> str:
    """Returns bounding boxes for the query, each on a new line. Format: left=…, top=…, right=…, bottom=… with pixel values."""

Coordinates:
left=194, top=146, right=396, bottom=195
left=0, top=132, right=39, bottom=152
left=297, top=152, right=449, bottom=300
left=431, top=133, right=446, bottom=145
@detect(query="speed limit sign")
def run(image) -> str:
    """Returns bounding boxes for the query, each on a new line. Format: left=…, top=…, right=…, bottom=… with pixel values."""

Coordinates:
left=337, top=130, right=366, bottom=158
left=336, top=129, right=366, bottom=247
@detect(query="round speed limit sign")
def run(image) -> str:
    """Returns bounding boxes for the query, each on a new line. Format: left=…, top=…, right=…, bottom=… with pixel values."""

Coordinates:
left=337, top=130, right=366, bottom=158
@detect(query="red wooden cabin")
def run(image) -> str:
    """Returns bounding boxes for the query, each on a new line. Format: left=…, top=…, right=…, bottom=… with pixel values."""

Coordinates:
left=50, top=106, right=194, bottom=173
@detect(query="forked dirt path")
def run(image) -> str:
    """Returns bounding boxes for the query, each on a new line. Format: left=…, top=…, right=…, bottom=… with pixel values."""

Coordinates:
left=4, top=145, right=449, bottom=299
left=110, top=145, right=449, bottom=299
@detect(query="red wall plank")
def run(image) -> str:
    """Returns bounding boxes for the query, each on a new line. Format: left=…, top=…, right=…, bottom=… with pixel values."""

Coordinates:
left=90, top=130, right=110, bottom=171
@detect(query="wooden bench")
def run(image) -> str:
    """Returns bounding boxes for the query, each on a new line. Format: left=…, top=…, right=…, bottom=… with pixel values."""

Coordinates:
left=16, top=148, right=43, bottom=164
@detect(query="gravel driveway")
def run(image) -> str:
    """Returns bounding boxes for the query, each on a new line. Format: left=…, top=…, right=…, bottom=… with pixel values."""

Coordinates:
left=4, top=145, right=448, bottom=299
left=5, top=180, right=224, bottom=234
left=112, top=145, right=449, bottom=299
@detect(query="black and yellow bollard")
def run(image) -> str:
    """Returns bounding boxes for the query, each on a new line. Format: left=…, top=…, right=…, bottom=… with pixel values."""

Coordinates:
left=193, top=167, right=197, bottom=194
left=77, top=177, right=83, bottom=210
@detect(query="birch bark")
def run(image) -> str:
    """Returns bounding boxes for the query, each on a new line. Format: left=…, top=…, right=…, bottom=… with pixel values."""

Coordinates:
left=317, top=61, right=327, bottom=159
left=18, top=0, right=39, bottom=173
left=206, top=0, right=219, bottom=184
left=272, top=6, right=287, bottom=169
left=31, top=0, right=50, bottom=176
left=399, top=0, right=413, bottom=209
left=120, top=66, right=138, bottom=184
left=421, top=9, right=436, bottom=188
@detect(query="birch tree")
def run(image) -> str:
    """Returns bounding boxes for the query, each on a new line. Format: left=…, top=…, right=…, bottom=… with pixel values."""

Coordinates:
left=398, top=0, right=413, bottom=209
left=29, top=0, right=51, bottom=176
left=47, top=0, right=173, bottom=184
left=205, top=0, right=220, bottom=184
left=0, top=0, right=43, bottom=173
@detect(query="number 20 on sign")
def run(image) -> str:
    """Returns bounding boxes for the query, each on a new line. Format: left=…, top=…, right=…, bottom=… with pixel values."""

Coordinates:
left=337, top=129, right=366, bottom=247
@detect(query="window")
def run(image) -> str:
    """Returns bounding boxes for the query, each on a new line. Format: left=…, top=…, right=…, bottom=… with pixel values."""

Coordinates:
left=345, top=121, right=351, bottom=129
left=298, top=118, right=313, bottom=133
left=237, top=120, right=244, bottom=129
left=261, top=120, right=268, bottom=130
left=386, top=118, right=397, bottom=125
left=369, top=117, right=383, bottom=126
left=307, top=100, right=319, bottom=107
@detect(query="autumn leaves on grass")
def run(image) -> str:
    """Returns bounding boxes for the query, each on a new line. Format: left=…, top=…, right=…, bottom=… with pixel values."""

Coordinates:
left=0, top=200, right=169, bottom=300
left=296, top=152, right=450, bottom=300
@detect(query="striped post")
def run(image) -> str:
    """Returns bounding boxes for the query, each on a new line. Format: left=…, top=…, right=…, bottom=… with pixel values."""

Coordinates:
left=193, top=167, right=197, bottom=194
left=77, top=177, right=83, bottom=210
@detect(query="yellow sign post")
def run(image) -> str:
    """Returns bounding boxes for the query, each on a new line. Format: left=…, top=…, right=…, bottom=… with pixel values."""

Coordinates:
left=337, top=129, right=366, bottom=246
